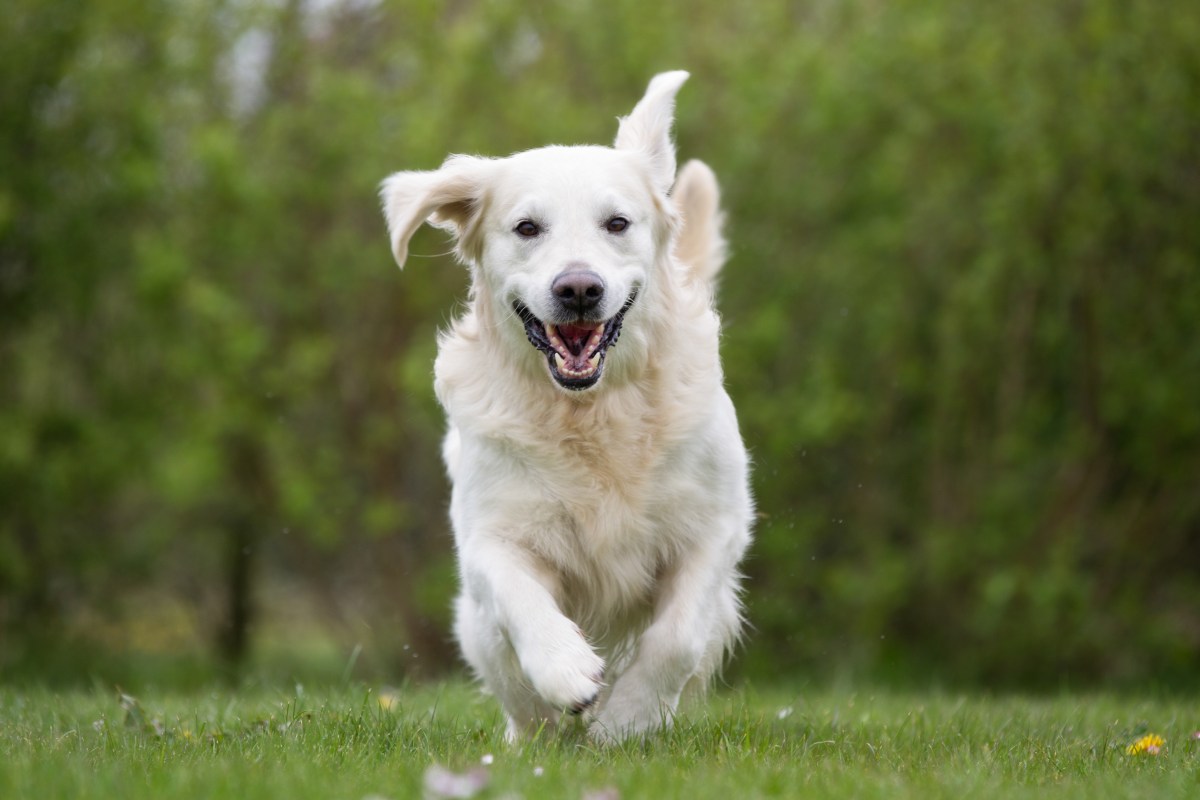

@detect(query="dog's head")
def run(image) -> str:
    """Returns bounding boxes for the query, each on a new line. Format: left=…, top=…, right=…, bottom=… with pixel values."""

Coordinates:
left=381, top=72, right=690, bottom=391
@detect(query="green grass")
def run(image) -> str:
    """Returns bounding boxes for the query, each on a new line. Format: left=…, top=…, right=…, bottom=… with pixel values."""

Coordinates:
left=1, top=681, right=1198, bottom=799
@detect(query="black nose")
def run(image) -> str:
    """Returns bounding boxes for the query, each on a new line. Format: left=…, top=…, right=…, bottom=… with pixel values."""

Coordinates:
left=551, top=270, right=605, bottom=316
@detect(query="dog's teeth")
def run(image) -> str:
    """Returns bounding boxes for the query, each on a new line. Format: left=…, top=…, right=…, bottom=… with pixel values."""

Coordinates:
left=584, top=326, right=604, bottom=359
left=587, top=353, right=600, bottom=370
left=554, top=353, right=565, bottom=372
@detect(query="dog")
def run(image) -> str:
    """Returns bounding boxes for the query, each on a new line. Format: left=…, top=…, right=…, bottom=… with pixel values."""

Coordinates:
left=380, top=71, right=753, bottom=742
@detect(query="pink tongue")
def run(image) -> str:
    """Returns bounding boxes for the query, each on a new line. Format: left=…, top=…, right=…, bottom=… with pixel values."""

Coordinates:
left=558, top=323, right=594, bottom=355
left=559, top=323, right=592, bottom=339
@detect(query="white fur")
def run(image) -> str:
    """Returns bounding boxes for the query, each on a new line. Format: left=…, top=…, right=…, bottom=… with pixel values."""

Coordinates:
left=380, top=71, right=753, bottom=743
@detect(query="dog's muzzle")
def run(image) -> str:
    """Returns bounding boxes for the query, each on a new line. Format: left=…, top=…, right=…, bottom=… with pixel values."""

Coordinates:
left=514, top=291, right=638, bottom=391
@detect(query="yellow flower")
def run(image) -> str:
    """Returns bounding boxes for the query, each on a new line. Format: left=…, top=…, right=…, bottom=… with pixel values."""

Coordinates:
left=1125, top=733, right=1165, bottom=756
left=377, top=688, right=401, bottom=711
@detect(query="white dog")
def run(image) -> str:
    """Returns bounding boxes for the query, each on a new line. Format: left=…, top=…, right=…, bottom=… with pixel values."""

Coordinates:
left=380, top=72, right=753, bottom=742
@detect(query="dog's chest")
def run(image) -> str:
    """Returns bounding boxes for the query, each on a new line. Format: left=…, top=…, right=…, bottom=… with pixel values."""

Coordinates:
left=539, top=478, right=670, bottom=625
left=524, top=420, right=693, bottom=592
left=441, top=342, right=716, bottom=606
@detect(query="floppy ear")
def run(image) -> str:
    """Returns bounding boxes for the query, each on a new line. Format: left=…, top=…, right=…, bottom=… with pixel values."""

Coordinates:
left=379, top=155, right=493, bottom=268
left=614, top=70, right=690, bottom=194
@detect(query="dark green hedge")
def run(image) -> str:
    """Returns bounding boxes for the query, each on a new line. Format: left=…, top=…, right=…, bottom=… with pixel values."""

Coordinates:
left=2, top=0, right=1197, bottom=686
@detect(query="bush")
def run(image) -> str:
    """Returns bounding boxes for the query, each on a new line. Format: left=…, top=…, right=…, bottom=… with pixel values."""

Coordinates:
left=2, top=0, right=1197, bottom=687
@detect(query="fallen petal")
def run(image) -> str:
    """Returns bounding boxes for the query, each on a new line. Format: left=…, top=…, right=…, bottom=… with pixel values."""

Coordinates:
left=583, top=788, right=621, bottom=800
left=423, top=765, right=490, bottom=799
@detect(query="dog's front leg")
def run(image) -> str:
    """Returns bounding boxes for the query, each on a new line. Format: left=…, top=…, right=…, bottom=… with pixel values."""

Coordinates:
left=460, top=535, right=606, bottom=719
left=590, top=534, right=743, bottom=742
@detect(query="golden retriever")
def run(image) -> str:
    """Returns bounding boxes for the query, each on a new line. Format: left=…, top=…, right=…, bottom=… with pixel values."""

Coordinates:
left=380, top=72, right=752, bottom=742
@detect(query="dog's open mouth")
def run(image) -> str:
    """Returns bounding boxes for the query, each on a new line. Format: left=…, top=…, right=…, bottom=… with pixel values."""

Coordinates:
left=514, top=291, right=638, bottom=390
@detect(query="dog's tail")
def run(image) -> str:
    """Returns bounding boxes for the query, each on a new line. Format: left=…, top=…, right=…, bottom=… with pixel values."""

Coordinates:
left=672, top=159, right=728, bottom=285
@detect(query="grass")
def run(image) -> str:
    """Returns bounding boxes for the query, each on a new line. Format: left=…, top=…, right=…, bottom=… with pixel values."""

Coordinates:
left=1, top=680, right=1198, bottom=799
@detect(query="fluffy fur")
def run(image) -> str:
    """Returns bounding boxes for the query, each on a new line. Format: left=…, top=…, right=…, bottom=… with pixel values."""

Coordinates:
left=380, top=71, right=753, bottom=742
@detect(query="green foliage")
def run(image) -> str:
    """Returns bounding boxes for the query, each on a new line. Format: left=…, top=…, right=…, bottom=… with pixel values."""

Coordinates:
left=717, top=1, right=1200, bottom=686
left=1, top=0, right=1198, bottom=687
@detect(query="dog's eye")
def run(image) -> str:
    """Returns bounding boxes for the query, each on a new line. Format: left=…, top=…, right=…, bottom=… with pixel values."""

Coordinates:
left=605, top=216, right=629, bottom=233
left=514, top=220, right=541, bottom=238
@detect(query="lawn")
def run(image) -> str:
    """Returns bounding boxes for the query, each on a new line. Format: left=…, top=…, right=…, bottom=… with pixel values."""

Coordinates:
left=1, top=681, right=1197, bottom=799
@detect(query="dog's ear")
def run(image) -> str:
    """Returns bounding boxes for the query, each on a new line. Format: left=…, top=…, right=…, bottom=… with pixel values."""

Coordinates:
left=614, top=70, right=689, bottom=194
left=379, top=155, right=493, bottom=268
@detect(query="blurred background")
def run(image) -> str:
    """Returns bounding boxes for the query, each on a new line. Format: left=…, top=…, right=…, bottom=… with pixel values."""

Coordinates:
left=2, top=0, right=1198, bottom=691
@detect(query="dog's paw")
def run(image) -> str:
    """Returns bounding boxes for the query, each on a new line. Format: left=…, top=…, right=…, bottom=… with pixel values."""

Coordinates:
left=588, top=709, right=643, bottom=745
left=588, top=689, right=672, bottom=744
left=523, top=636, right=605, bottom=714
left=568, top=678, right=603, bottom=716
left=587, top=719, right=625, bottom=746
